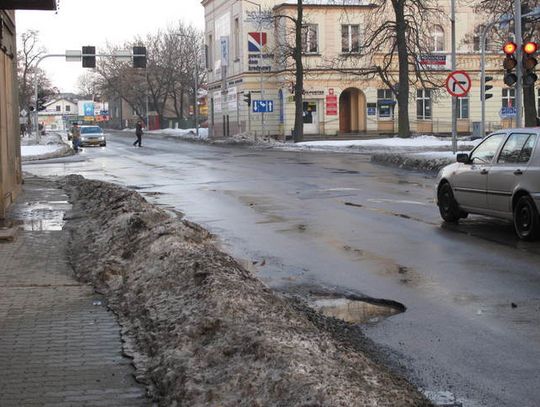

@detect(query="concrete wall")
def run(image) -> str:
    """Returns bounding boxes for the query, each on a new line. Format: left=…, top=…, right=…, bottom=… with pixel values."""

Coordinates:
left=0, top=10, right=22, bottom=219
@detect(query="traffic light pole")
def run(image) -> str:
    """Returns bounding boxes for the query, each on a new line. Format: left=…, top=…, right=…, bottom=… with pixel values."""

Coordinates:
left=515, top=0, right=523, bottom=128
left=450, top=0, right=457, bottom=153
left=480, top=20, right=498, bottom=137
left=33, top=54, right=66, bottom=142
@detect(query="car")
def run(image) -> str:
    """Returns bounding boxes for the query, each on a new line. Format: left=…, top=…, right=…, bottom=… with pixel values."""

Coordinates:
left=79, top=125, right=106, bottom=147
left=435, top=128, right=540, bottom=240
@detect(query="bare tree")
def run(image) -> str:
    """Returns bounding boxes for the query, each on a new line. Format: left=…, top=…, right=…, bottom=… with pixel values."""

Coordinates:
left=76, top=72, right=101, bottom=99
left=17, top=30, right=48, bottom=111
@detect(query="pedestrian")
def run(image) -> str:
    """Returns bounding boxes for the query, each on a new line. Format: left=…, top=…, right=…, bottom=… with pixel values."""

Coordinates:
left=133, top=120, right=144, bottom=147
left=71, top=123, right=82, bottom=152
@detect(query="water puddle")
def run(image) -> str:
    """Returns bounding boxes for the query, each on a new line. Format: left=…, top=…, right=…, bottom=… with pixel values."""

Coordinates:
left=11, top=201, right=70, bottom=231
left=310, top=296, right=405, bottom=324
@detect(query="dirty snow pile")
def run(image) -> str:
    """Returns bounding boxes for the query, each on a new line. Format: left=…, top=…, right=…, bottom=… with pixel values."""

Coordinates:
left=212, top=131, right=283, bottom=146
left=21, top=132, right=71, bottom=161
left=62, top=175, right=431, bottom=407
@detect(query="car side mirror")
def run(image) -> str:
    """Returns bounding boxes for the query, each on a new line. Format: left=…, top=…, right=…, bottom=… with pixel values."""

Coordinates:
left=456, top=153, right=470, bottom=163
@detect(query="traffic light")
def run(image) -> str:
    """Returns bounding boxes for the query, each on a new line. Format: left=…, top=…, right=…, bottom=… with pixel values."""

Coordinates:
left=82, top=46, right=96, bottom=68
left=522, top=41, right=538, bottom=86
left=503, top=41, right=518, bottom=87
left=243, top=91, right=251, bottom=106
left=483, top=76, right=493, bottom=100
left=133, top=46, right=147, bottom=68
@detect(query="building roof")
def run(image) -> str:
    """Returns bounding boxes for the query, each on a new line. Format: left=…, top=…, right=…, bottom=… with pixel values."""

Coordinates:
left=0, top=0, right=57, bottom=10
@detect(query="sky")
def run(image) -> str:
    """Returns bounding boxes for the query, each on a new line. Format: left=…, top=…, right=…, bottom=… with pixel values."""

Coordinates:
left=16, top=0, right=205, bottom=93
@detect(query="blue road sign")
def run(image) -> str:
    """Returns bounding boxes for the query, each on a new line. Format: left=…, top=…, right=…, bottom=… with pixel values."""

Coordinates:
left=500, top=106, right=517, bottom=118
left=253, top=100, right=274, bottom=113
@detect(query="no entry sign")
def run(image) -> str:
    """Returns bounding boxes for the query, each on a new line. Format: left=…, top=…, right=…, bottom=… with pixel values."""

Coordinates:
left=445, top=70, right=472, bottom=97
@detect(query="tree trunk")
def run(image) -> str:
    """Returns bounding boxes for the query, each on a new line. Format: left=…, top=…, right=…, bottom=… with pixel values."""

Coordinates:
left=293, top=0, right=304, bottom=143
left=393, top=0, right=411, bottom=138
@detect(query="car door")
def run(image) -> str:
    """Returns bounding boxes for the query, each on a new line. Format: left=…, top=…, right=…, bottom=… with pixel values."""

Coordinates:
left=452, top=133, right=506, bottom=211
left=488, top=133, right=538, bottom=215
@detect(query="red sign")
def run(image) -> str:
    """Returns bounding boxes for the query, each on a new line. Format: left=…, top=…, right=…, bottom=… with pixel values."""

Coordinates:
left=445, top=70, right=472, bottom=97
left=326, top=94, right=338, bottom=115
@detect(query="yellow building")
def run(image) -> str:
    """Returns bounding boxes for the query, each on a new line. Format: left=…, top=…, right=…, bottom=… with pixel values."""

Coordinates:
left=0, top=1, right=56, bottom=218
left=202, top=0, right=527, bottom=139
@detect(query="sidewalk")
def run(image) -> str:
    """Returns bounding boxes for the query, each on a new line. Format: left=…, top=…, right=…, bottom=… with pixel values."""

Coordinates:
left=0, top=176, right=149, bottom=406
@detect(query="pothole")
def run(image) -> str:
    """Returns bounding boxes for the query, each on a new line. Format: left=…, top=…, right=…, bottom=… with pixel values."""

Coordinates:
left=310, top=296, right=405, bottom=324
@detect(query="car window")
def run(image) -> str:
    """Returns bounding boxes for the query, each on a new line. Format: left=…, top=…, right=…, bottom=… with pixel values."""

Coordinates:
left=498, top=133, right=536, bottom=164
left=470, top=133, right=506, bottom=164
left=81, top=127, right=102, bottom=134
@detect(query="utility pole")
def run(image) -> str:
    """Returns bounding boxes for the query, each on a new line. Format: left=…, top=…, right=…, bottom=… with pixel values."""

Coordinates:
left=515, top=0, right=523, bottom=127
left=450, top=0, right=457, bottom=153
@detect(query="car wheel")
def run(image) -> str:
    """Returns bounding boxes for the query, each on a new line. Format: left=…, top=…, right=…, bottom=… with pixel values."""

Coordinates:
left=438, top=182, right=461, bottom=223
left=513, top=195, right=540, bottom=241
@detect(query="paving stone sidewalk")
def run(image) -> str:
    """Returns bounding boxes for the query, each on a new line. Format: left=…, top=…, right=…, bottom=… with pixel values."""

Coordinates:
left=0, top=176, right=149, bottom=407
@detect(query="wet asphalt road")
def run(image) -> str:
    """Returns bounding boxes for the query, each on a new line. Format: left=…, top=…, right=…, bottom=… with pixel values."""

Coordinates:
left=24, top=132, right=540, bottom=407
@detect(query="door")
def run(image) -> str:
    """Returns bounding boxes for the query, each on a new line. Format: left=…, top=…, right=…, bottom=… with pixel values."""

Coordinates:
left=453, top=133, right=506, bottom=210
left=303, top=101, right=319, bottom=134
left=488, top=133, right=538, bottom=214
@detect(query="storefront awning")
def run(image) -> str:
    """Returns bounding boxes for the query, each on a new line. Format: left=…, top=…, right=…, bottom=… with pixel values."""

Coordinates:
left=1, top=0, right=57, bottom=10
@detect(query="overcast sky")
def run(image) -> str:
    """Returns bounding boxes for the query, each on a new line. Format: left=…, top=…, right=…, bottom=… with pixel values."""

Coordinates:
left=16, top=0, right=205, bottom=93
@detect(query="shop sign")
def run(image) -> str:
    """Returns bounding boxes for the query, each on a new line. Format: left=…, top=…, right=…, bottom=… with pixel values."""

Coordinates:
left=326, top=94, right=338, bottom=115
left=418, top=54, right=448, bottom=70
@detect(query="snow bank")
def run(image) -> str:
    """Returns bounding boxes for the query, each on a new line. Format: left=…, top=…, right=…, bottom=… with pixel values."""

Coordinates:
left=62, top=175, right=431, bottom=407
left=21, top=132, right=71, bottom=161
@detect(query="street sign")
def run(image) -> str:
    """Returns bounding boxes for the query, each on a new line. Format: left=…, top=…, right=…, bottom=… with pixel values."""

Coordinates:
left=20, top=109, right=27, bottom=117
left=253, top=100, right=273, bottom=113
left=500, top=106, right=517, bottom=118
left=65, top=50, right=82, bottom=62
left=445, top=70, right=472, bottom=97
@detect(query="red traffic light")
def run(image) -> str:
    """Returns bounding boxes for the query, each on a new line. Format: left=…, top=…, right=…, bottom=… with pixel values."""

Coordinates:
left=523, top=41, right=538, bottom=55
left=503, top=41, right=517, bottom=55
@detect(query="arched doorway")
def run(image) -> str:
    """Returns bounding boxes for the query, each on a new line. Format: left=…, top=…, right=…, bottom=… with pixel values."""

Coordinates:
left=339, top=88, right=366, bottom=133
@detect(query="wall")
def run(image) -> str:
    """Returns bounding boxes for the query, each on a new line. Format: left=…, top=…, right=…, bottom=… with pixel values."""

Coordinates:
left=0, top=10, right=22, bottom=219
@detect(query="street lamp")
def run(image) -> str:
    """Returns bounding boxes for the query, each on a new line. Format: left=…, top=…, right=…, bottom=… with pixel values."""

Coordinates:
left=238, top=0, right=265, bottom=137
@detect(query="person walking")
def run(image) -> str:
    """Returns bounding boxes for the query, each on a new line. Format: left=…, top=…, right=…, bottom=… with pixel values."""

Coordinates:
left=71, top=123, right=82, bottom=152
left=133, top=120, right=144, bottom=147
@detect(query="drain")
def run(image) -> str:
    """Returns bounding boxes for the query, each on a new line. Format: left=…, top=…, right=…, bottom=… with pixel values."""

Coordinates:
left=310, top=296, right=405, bottom=324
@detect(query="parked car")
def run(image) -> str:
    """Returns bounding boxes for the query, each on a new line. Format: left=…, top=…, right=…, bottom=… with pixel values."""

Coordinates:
left=436, top=128, right=540, bottom=240
left=79, top=125, right=106, bottom=147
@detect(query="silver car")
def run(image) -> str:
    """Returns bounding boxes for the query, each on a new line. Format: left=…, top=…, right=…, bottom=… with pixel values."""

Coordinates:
left=436, top=128, right=540, bottom=240
left=79, top=125, right=106, bottom=147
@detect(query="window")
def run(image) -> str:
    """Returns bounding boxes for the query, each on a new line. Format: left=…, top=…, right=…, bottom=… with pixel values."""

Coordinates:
left=65, top=105, right=70, bottom=112
left=470, top=133, right=506, bottom=163
left=302, top=24, right=318, bottom=54
left=498, top=133, right=538, bottom=164
left=417, top=89, right=432, bottom=120
left=430, top=25, right=444, bottom=52
left=502, top=88, right=515, bottom=108
left=206, top=35, right=213, bottom=70
left=56, top=105, right=61, bottom=112
left=234, top=17, right=240, bottom=60
left=341, top=25, right=360, bottom=53
left=377, top=89, right=395, bottom=119
left=457, top=96, right=469, bottom=119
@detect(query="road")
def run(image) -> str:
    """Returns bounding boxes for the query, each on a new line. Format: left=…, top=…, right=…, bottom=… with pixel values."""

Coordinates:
left=24, top=132, right=540, bottom=407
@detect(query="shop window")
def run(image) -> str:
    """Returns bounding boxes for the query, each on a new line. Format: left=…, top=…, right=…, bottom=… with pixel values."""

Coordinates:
left=457, top=96, right=469, bottom=119
left=502, top=88, right=515, bottom=108
left=416, top=89, right=432, bottom=120
left=377, top=89, right=395, bottom=119
left=302, top=24, right=318, bottom=54
left=341, top=25, right=360, bottom=53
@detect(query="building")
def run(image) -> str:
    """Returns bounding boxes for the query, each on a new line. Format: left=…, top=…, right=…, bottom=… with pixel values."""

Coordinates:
left=0, top=1, right=56, bottom=219
left=39, top=97, right=79, bottom=131
left=202, top=0, right=528, bottom=139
